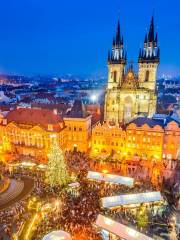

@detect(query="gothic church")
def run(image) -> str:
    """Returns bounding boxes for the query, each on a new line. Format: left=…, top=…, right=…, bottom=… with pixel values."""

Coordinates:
left=104, top=17, right=160, bottom=123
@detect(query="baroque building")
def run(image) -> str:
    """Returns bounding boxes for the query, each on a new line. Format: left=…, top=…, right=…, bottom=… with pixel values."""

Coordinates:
left=104, top=17, right=160, bottom=124
left=0, top=100, right=92, bottom=162
left=0, top=108, right=66, bottom=162
left=92, top=117, right=180, bottom=161
left=64, top=100, right=92, bottom=152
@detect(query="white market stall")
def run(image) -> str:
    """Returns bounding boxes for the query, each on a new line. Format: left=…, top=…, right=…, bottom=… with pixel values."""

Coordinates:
left=101, top=191, right=163, bottom=209
left=95, top=214, right=153, bottom=240
left=87, top=171, right=134, bottom=187
left=42, top=230, right=71, bottom=240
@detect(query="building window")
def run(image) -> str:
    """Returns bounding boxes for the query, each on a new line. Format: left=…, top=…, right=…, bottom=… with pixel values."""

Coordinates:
left=145, top=70, right=149, bottom=82
left=113, top=71, right=117, bottom=82
left=74, top=127, right=76, bottom=131
left=48, top=124, right=53, bottom=131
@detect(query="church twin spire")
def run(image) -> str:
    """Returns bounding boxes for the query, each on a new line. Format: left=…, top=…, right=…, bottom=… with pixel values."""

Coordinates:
left=139, top=17, right=160, bottom=63
left=108, top=17, right=160, bottom=65
left=108, top=20, right=126, bottom=64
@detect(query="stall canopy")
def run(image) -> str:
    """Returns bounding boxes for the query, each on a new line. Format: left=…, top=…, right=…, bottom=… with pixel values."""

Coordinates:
left=42, top=230, right=71, bottom=240
left=101, top=191, right=163, bottom=209
left=87, top=171, right=134, bottom=187
left=95, top=214, right=153, bottom=240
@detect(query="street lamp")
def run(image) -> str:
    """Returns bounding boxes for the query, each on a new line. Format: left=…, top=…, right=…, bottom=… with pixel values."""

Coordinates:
left=91, top=95, right=97, bottom=104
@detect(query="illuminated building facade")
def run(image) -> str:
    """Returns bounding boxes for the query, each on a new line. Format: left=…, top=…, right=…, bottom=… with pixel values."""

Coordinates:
left=64, top=100, right=92, bottom=152
left=0, top=108, right=66, bottom=162
left=91, top=17, right=180, bottom=163
left=92, top=117, right=180, bottom=161
left=104, top=17, right=159, bottom=124
left=0, top=100, right=92, bottom=162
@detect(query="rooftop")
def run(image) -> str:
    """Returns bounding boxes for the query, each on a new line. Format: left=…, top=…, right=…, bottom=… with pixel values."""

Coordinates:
left=5, top=108, right=65, bottom=131
left=65, top=99, right=90, bottom=118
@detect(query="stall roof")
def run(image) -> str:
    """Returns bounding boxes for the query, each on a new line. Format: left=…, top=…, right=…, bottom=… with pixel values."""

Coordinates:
left=42, top=230, right=71, bottom=240
left=101, top=191, right=163, bottom=209
left=87, top=171, right=134, bottom=187
left=95, top=214, right=153, bottom=240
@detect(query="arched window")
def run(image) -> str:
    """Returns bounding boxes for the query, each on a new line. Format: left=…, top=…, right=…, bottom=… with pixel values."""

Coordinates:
left=145, top=70, right=149, bottom=82
left=113, top=71, right=117, bottom=82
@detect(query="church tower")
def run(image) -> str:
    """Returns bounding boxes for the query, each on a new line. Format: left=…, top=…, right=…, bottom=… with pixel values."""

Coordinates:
left=107, top=21, right=126, bottom=89
left=138, top=17, right=160, bottom=90
left=104, top=20, right=127, bottom=123
left=104, top=17, right=159, bottom=124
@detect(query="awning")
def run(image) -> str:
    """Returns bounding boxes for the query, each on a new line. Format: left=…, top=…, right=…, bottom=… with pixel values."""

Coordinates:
left=101, top=191, right=163, bottom=209
left=87, top=171, right=134, bottom=187
left=95, top=214, right=153, bottom=240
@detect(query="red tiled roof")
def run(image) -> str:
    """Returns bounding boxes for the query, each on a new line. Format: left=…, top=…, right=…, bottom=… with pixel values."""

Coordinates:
left=6, top=108, right=65, bottom=131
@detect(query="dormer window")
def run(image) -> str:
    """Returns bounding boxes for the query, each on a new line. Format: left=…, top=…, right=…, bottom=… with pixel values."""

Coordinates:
left=48, top=124, right=53, bottom=131
left=3, top=119, right=7, bottom=125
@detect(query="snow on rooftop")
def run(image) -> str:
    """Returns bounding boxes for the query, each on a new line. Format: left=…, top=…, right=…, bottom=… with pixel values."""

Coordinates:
left=87, top=171, right=134, bottom=187
left=101, top=191, right=163, bottom=209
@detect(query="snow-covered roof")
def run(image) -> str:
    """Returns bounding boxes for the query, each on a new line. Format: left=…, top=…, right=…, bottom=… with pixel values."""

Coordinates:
left=42, top=230, right=71, bottom=240
left=87, top=171, right=134, bottom=187
left=101, top=191, right=163, bottom=209
left=95, top=214, right=153, bottom=240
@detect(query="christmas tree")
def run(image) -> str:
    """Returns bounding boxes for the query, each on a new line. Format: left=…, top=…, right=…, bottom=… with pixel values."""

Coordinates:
left=46, top=136, right=70, bottom=187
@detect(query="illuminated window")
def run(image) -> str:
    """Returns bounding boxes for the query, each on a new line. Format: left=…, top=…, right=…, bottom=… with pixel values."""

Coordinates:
left=145, top=70, right=149, bottom=82
left=113, top=71, right=117, bottom=82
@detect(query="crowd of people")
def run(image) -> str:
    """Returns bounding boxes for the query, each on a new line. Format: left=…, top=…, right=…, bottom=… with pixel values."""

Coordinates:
left=33, top=181, right=102, bottom=240
left=0, top=151, right=179, bottom=239
left=0, top=197, right=31, bottom=239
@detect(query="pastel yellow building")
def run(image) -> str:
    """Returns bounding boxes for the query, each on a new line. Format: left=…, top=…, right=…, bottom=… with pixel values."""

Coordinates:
left=64, top=100, right=92, bottom=152
left=0, top=100, right=92, bottom=162
left=92, top=117, right=180, bottom=161
left=91, top=122, right=125, bottom=155
left=0, top=108, right=65, bottom=162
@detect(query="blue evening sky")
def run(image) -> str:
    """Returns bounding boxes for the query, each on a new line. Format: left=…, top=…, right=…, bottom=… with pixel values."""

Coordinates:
left=0, top=0, right=179, bottom=77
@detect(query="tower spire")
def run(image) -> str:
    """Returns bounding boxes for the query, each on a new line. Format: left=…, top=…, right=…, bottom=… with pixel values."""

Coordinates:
left=108, top=19, right=126, bottom=64
left=116, top=20, right=121, bottom=45
left=138, top=16, right=160, bottom=63
left=148, top=16, right=155, bottom=42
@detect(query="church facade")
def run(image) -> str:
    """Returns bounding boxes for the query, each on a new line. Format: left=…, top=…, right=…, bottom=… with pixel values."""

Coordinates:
left=92, top=17, right=180, bottom=161
left=104, top=17, right=160, bottom=124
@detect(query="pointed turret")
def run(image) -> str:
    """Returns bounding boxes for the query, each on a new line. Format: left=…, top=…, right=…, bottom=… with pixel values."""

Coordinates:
left=139, top=16, right=160, bottom=63
left=108, top=50, right=111, bottom=61
left=112, top=37, right=115, bottom=47
left=108, top=19, right=126, bottom=64
left=116, top=20, right=121, bottom=45
left=148, top=16, right=155, bottom=42
left=144, top=34, right=147, bottom=43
